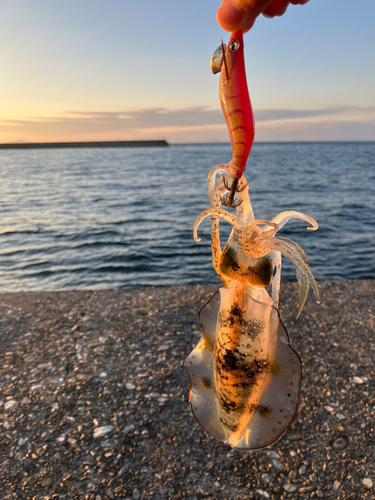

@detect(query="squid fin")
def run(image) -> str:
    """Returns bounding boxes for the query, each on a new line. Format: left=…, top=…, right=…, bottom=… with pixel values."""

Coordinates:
left=182, top=291, right=223, bottom=440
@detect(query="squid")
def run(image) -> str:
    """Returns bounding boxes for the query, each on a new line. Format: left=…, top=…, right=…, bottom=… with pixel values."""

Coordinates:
left=183, top=166, right=320, bottom=449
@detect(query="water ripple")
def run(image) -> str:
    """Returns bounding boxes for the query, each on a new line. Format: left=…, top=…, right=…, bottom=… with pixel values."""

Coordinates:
left=0, top=142, right=374, bottom=291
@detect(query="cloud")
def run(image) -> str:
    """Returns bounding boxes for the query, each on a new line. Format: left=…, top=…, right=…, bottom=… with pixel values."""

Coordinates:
left=255, top=106, right=375, bottom=122
left=1, top=105, right=374, bottom=143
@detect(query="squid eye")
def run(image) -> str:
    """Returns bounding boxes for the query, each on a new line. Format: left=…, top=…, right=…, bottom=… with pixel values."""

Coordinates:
left=229, top=40, right=240, bottom=52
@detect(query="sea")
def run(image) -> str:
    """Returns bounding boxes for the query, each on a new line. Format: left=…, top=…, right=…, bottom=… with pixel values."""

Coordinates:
left=1, top=142, right=374, bottom=292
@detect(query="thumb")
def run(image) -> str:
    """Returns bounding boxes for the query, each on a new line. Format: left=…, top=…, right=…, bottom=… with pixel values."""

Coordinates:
left=216, top=0, right=274, bottom=32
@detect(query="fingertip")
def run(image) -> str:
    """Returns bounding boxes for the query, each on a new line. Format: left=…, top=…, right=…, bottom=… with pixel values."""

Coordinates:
left=263, top=0, right=289, bottom=18
left=216, top=0, right=245, bottom=32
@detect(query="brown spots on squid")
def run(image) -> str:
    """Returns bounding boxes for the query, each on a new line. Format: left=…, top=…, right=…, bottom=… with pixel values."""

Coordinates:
left=220, top=247, right=274, bottom=287
left=245, top=403, right=273, bottom=419
left=217, top=391, right=244, bottom=414
left=220, top=348, right=239, bottom=372
left=218, top=302, right=243, bottom=329
left=203, top=332, right=214, bottom=351
left=200, top=377, right=213, bottom=390
left=242, top=317, right=265, bottom=341
left=216, top=349, right=271, bottom=386
left=270, top=359, right=284, bottom=377
left=256, top=405, right=273, bottom=419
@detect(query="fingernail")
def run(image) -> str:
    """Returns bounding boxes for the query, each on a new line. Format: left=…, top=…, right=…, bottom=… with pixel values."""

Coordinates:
left=217, top=0, right=245, bottom=31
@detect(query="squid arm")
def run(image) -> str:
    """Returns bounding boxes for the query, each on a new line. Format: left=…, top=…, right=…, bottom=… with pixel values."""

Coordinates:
left=261, top=237, right=320, bottom=305
left=209, top=178, right=230, bottom=284
left=193, top=208, right=241, bottom=242
left=274, top=237, right=311, bottom=318
left=270, top=210, right=318, bottom=231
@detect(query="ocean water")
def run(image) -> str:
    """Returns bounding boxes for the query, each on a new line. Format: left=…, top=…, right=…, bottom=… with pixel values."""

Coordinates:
left=1, top=142, right=374, bottom=292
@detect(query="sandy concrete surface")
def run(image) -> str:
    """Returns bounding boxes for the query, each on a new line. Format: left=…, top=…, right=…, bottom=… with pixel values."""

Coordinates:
left=0, top=280, right=373, bottom=499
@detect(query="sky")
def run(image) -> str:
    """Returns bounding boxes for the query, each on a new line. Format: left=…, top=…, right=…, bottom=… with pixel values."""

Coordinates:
left=0, top=0, right=374, bottom=143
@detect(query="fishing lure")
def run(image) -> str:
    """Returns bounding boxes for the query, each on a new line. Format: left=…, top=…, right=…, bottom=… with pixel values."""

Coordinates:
left=183, top=166, right=319, bottom=449
left=183, top=32, right=320, bottom=450
left=211, top=30, right=255, bottom=207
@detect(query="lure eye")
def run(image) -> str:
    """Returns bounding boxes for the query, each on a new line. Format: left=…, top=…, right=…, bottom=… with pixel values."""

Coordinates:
left=229, top=40, right=240, bottom=52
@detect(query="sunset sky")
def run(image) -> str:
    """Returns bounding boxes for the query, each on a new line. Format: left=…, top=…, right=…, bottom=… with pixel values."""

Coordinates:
left=1, top=0, right=374, bottom=143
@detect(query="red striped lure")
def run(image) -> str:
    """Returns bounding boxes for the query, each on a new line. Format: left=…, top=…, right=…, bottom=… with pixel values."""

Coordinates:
left=183, top=33, right=320, bottom=450
left=211, top=30, right=255, bottom=207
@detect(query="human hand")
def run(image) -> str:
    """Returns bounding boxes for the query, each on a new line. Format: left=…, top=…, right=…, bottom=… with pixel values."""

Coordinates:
left=217, top=0, right=310, bottom=32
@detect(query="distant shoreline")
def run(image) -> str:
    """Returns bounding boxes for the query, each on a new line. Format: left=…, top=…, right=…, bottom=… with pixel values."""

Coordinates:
left=0, top=140, right=169, bottom=150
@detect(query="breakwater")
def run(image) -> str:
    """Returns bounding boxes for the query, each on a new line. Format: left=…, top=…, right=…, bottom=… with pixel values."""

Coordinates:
left=0, top=140, right=169, bottom=149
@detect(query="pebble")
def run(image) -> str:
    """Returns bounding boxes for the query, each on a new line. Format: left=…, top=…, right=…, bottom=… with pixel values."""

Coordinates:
left=133, top=489, right=140, bottom=500
left=256, top=490, right=270, bottom=499
left=324, top=405, right=334, bottom=412
left=206, top=461, right=214, bottom=471
left=158, top=345, right=169, bottom=351
left=298, top=486, right=315, bottom=493
left=121, top=423, right=136, bottom=434
left=99, top=372, right=107, bottom=378
left=271, top=459, right=283, bottom=469
left=4, top=400, right=17, bottom=409
left=352, top=376, right=364, bottom=384
left=93, top=425, right=114, bottom=439
left=332, top=436, right=348, bottom=449
left=332, top=480, right=341, bottom=491
left=3, top=422, right=10, bottom=429
left=31, top=384, right=43, bottom=391
left=283, top=483, right=297, bottom=493
left=362, top=478, right=373, bottom=488
left=41, top=477, right=53, bottom=487
left=125, top=382, right=136, bottom=390
left=336, top=413, right=346, bottom=419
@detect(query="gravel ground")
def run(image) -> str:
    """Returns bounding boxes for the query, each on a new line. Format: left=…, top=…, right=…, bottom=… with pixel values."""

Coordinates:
left=0, top=280, right=373, bottom=500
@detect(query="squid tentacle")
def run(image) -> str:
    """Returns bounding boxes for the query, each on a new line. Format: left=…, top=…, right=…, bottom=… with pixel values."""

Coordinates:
left=207, top=164, right=231, bottom=199
left=274, top=237, right=311, bottom=317
left=210, top=178, right=229, bottom=284
left=194, top=208, right=241, bottom=242
left=262, top=237, right=320, bottom=304
left=270, top=210, right=318, bottom=231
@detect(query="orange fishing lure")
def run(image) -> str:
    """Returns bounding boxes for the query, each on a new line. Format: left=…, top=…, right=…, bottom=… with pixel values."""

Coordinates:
left=211, top=30, right=255, bottom=206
